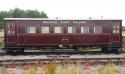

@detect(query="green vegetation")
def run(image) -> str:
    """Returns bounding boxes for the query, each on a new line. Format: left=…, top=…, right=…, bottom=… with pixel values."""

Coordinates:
left=47, top=61, right=56, bottom=74
left=0, top=8, right=48, bottom=30
left=26, top=64, right=41, bottom=74
left=0, top=32, right=4, bottom=37
left=122, top=31, right=125, bottom=46
left=122, top=31, right=125, bottom=36
left=1, top=63, right=125, bottom=74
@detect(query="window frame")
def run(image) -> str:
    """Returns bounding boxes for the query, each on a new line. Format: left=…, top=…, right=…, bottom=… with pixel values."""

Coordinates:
left=26, top=25, right=36, bottom=34
left=94, top=25, right=103, bottom=33
left=67, top=25, right=76, bottom=34
left=112, top=25, right=120, bottom=34
left=6, top=24, right=15, bottom=34
left=53, top=25, right=63, bottom=34
left=80, top=25, right=89, bottom=33
left=41, top=25, right=50, bottom=34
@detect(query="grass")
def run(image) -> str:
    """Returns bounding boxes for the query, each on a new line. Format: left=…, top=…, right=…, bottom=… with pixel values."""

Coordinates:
left=0, top=32, right=4, bottom=37
left=122, top=31, right=125, bottom=36
left=1, top=63, right=125, bottom=74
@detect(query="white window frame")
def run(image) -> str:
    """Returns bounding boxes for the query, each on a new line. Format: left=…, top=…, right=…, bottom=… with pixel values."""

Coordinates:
left=81, top=26, right=89, bottom=33
left=68, top=26, right=76, bottom=33
left=41, top=26, right=50, bottom=33
left=113, top=25, right=120, bottom=33
left=54, top=26, right=63, bottom=33
left=7, top=24, right=15, bottom=34
left=94, top=26, right=102, bottom=33
left=27, top=25, right=36, bottom=33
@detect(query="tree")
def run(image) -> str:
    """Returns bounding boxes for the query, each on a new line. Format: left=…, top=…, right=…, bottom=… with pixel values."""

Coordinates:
left=9, top=8, right=26, bottom=18
left=0, top=8, right=48, bottom=30
left=40, top=11, right=48, bottom=18
left=0, top=11, right=11, bottom=30
left=25, top=9, right=41, bottom=18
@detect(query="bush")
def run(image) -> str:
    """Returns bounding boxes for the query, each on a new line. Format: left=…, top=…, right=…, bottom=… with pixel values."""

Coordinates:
left=46, top=61, right=56, bottom=74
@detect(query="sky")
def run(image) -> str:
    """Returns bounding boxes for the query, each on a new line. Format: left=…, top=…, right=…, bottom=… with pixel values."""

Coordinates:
left=0, top=0, right=125, bottom=26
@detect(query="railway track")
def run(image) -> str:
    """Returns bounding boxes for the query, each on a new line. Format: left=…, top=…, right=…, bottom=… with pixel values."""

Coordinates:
left=1, top=54, right=125, bottom=74
left=0, top=54, right=125, bottom=65
left=0, top=48, right=124, bottom=68
left=0, top=48, right=125, bottom=65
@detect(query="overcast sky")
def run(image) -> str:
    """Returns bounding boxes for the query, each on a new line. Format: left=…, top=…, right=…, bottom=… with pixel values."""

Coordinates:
left=0, top=0, right=125, bottom=26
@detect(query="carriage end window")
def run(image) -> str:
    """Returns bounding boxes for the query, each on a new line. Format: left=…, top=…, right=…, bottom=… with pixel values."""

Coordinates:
left=7, top=24, right=15, bottom=34
left=41, top=26, right=50, bottom=33
left=113, top=25, right=120, bottom=33
left=27, top=26, right=36, bottom=33
left=94, top=26, right=102, bottom=33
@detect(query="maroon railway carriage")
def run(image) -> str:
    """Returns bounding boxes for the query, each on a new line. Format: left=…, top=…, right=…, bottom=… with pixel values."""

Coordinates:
left=3, top=18, right=122, bottom=53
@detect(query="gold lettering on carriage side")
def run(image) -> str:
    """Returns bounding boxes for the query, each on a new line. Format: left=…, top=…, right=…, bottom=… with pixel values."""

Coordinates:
left=43, top=21, right=57, bottom=24
left=73, top=21, right=86, bottom=24
left=61, top=21, right=69, bottom=24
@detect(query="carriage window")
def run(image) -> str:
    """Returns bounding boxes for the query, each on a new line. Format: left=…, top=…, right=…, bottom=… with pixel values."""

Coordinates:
left=41, top=26, right=49, bottom=33
left=68, top=26, right=76, bottom=33
left=94, top=26, right=102, bottom=33
left=54, top=26, right=62, bottom=33
left=81, top=26, right=89, bottom=33
left=113, top=25, right=120, bottom=33
left=7, top=24, right=15, bottom=34
left=27, top=26, right=36, bottom=33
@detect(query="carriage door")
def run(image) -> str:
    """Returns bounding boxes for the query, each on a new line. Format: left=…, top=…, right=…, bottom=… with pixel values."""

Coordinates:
left=6, top=23, right=16, bottom=44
